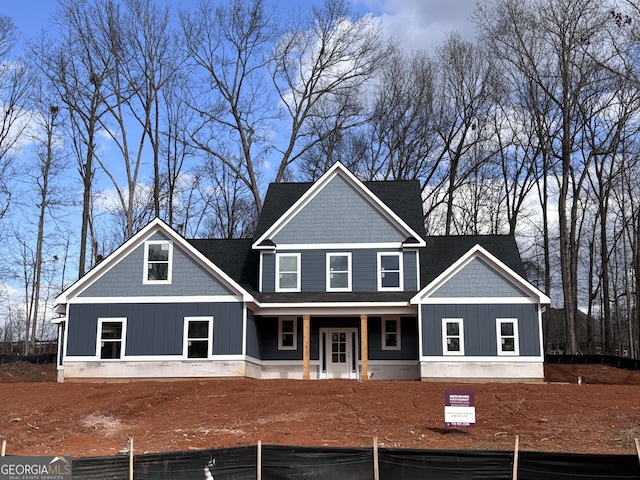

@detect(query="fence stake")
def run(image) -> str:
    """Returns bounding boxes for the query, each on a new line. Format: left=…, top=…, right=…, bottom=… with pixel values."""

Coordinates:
left=1, top=439, right=6, bottom=456
left=373, top=437, right=379, bottom=480
left=129, top=437, right=134, bottom=480
left=257, top=440, right=262, bottom=480
left=512, top=435, right=519, bottom=480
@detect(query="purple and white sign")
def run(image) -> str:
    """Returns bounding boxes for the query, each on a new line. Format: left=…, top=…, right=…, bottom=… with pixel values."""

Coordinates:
left=444, top=389, right=476, bottom=427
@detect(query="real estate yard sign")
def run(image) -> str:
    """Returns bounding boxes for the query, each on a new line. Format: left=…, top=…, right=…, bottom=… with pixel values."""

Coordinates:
left=445, top=389, right=476, bottom=427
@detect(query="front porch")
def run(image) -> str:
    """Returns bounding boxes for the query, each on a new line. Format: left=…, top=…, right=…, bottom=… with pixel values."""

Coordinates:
left=251, top=313, right=420, bottom=380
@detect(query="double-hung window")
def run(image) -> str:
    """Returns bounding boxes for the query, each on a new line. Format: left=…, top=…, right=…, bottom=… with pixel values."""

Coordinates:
left=442, top=318, right=464, bottom=355
left=184, top=317, right=213, bottom=358
left=98, top=318, right=126, bottom=359
left=382, top=318, right=401, bottom=350
left=144, top=240, right=173, bottom=284
left=326, top=253, right=351, bottom=292
left=377, top=252, right=403, bottom=291
left=276, top=253, right=300, bottom=292
left=278, top=318, right=297, bottom=350
left=496, top=318, right=519, bottom=355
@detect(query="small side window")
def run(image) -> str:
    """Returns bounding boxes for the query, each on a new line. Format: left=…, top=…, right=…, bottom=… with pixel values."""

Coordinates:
left=184, top=317, right=213, bottom=358
left=442, top=318, right=464, bottom=355
left=382, top=318, right=401, bottom=350
left=497, top=318, right=519, bottom=355
left=278, top=318, right=297, bottom=350
left=98, top=318, right=126, bottom=359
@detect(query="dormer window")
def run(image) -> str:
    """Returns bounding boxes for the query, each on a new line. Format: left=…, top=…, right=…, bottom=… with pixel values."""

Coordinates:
left=144, top=240, right=173, bottom=284
left=377, top=252, right=403, bottom=291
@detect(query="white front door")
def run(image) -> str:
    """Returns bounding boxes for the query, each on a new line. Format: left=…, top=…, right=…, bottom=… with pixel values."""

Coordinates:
left=321, top=328, right=358, bottom=379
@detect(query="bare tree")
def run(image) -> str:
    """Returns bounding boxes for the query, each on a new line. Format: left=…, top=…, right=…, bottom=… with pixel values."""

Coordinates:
left=0, top=15, right=32, bottom=226
left=34, top=2, right=113, bottom=276
left=433, top=33, right=499, bottom=235
left=119, top=0, right=180, bottom=219
left=475, top=0, right=613, bottom=354
left=182, top=0, right=389, bottom=221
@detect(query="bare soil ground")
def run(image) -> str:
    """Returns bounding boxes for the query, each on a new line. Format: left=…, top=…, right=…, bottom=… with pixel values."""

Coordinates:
left=1, top=362, right=640, bottom=458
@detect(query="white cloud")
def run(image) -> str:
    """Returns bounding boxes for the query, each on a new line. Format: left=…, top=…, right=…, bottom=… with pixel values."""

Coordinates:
left=355, top=0, right=477, bottom=51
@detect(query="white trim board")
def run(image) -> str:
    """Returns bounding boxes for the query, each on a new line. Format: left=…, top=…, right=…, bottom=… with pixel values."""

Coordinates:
left=419, top=355, right=544, bottom=363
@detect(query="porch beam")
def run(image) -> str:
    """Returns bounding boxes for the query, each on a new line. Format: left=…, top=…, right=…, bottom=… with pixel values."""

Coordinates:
left=360, top=314, right=368, bottom=380
left=303, top=314, right=310, bottom=379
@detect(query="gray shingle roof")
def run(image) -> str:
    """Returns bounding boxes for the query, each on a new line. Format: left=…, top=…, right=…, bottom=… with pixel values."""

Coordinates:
left=188, top=176, right=527, bottom=302
left=420, top=235, right=526, bottom=287
left=187, top=238, right=258, bottom=292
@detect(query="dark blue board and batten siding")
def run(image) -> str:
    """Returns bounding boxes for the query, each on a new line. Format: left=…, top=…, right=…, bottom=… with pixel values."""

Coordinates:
left=421, top=303, right=541, bottom=357
left=79, top=232, right=236, bottom=298
left=261, top=249, right=418, bottom=293
left=65, top=302, right=244, bottom=357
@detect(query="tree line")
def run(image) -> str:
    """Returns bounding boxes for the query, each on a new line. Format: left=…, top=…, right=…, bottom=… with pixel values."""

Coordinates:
left=0, top=0, right=639, bottom=357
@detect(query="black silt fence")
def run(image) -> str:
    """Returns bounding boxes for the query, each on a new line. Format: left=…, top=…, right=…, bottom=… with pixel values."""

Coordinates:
left=546, top=354, right=640, bottom=370
left=70, top=445, right=640, bottom=480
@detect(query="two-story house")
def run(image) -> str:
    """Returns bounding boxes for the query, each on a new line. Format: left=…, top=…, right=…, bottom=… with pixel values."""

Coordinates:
left=53, top=162, right=549, bottom=382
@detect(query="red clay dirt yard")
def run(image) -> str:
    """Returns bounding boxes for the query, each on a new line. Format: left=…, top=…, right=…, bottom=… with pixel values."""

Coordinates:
left=1, top=362, right=640, bottom=459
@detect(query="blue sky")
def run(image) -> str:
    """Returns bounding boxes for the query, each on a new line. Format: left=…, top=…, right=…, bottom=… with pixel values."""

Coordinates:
left=1, top=0, right=477, bottom=54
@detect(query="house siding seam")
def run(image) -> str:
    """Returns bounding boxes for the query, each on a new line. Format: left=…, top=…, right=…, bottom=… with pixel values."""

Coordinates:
left=272, top=174, right=407, bottom=244
left=79, top=240, right=235, bottom=298
left=66, top=302, right=244, bottom=357
left=420, top=304, right=540, bottom=357
left=431, top=257, right=528, bottom=298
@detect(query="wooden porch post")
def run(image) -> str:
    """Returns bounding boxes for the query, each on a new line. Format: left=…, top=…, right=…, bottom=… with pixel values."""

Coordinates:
left=360, top=314, right=368, bottom=380
left=303, top=314, right=311, bottom=379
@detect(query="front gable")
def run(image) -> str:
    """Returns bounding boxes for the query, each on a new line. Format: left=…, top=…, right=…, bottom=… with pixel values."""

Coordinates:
left=430, top=257, right=528, bottom=298
left=56, top=218, right=252, bottom=306
left=78, top=232, right=236, bottom=298
left=412, top=244, right=550, bottom=304
left=253, top=163, right=426, bottom=249
left=272, top=174, right=406, bottom=245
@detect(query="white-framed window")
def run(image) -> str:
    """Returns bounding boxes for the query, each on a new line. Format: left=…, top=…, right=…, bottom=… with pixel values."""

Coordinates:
left=278, top=318, right=297, bottom=350
left=183, top=316, right=214, bottom=359
left=97, top=318, right=127, bottom=359
left=382, top=317, right=401, bottom=350
left=143, top=240, right=173, bottom=284
left=276, top=253, right=301, bottom=292
left=377, top=252, right=403, bottom=291
left=442, top=318, right=464, bottom=355
left=326, top=252, right=352, bottom=292
left=496, top=318, right=519, bottom=355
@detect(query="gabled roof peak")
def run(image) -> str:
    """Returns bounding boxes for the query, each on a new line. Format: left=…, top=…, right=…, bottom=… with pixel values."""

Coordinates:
left=252, top=162, right=426, bottom=249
